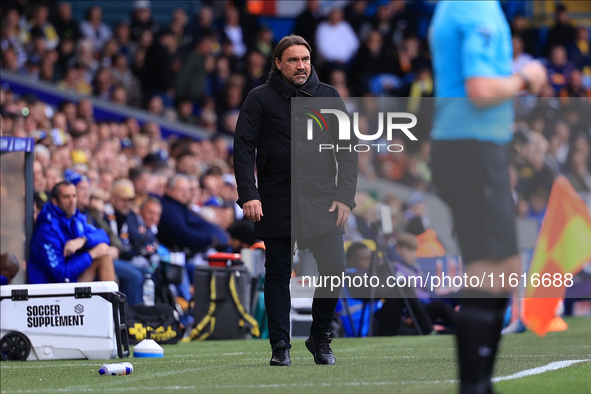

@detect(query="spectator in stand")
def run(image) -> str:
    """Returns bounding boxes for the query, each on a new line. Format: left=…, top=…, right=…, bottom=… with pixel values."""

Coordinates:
left=130, top=0, right=160, bottom=42
left=71, top=38, right=100, bottom=81
left=403, top=192, right=431, bottom=236
left=28, top=181, right=116, bottom=284
left=169, top=8, right=188, bottom=50
left=111, top=85, right=128, bottom=106
left=209, top=55, right=231, bottom=99
left=77, top=99, right=94, bottom=123
left=93, top=67, right=115, bottom=101
left=1, top=10, right=27, bottom=68
left=110, top=53, right=142, bottom=107
left=140, top=197, right=162, bottom=235
left=39, top=55, right=57, bottom=82
left=104, top=179, right=149, bottom=305
left=184, top=6, right=219, bottom=51
left=517, top=132, right=558, bottom=204
left=25, top=5, right=60, bottom=52
left=1, top=48, right=19, bottom=72
left=130, top=167, right=151, bottom=209
left=527, top=186, right=550, bottom=229
left=359, top=4, right=394, bottom=47
left=0, top=252, right=20, bottom=285
left=217, top=82, right=244, bottom=121
left=251, top=26, right=275, bottom=61
left=175, top=34, right=215, bottom=102
left=566, top=150, right=591, bottom=193
left=176, top=99, right=198, bottom=125
left=293, top=1, right=324, bottom=51
left=19, top=55, right=41, bottom=81
left=113, top=22, right=137, bottom=60
left=52, top=2, right=81, bottom=43
left=80, top=6, right=112, bottom=52
left=512, top=35, right=534, bottom=73
left=44, top=166, right=63, bottom=196
left=158, top=174, right=229, bottom=254
left=350, top=30, right=398, bottom=95
left=86, top=187, right=123, bottom=258
left=99, top=39, right=120, bottom=67
left=244, top=50, right=267, bottom=93
left=510, top=14, right=537, bottom=56
left=560, top=69, right=591, bottom=98
left=141, top=29, right=178, bottom=105
left=344, top=0, right=368, bottom=35
left=315, top=8, right=359, bottom=71
left=146, top=95, right=165, bottom=117
left=544, top=45, right=576, bottom=94
left=568, top=27, right=591, bottom=80
left=546, top=4, right=577, bottom=56
left=33, top=160, right=46, bottom=193
left=549, top=121, right=571, bottom=167
left=222, top=7, right=249, bottom=59
left=376, top=234, right=456, bottom=336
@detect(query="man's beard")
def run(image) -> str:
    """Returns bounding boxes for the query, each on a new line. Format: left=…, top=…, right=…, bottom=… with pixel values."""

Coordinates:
left=288, top=71, right=308, bottom=87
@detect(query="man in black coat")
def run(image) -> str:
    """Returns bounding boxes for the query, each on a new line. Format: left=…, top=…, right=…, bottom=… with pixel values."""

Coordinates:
left=234, top=35, right=357, bottom=366
left=158, top=174, right=229, bottom=254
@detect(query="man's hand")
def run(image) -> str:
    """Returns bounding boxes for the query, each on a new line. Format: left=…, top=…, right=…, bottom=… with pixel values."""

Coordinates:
left=88, top=243, right=110, bottom=260
left=329, top=201, right=351, bottom=227
left=243, top=200, right=263, bottom=222
left=64, top=237, right=86, bottom=257
left=108, top=246, right=120, bottom=260
left=520, top=61, right=547, bottom=95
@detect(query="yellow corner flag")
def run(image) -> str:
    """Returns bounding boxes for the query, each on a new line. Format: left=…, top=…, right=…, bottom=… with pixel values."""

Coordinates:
left=521, top=176, right=591, bottom=336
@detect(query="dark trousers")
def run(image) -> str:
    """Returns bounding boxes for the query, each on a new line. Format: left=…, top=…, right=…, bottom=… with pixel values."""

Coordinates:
left=262, top=234, right=346, bottom=345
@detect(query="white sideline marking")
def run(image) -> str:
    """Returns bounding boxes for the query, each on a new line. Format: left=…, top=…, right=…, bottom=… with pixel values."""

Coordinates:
left=492, top=359, right=590, bottom=382
left=1, top=359, right=588, bottom=393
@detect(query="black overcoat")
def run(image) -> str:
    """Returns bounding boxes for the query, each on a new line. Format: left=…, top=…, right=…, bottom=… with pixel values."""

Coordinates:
left=234, top=68, right=357, bottom=240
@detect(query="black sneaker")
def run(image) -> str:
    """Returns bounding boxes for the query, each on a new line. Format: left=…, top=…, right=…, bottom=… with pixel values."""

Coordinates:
left=270, top=340, right=291, bottom=366
left=305, top=332, right=335, bottom=365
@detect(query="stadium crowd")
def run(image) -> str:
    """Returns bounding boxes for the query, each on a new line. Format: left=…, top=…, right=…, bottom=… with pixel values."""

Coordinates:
left=0, top=1, right=590, bottom=308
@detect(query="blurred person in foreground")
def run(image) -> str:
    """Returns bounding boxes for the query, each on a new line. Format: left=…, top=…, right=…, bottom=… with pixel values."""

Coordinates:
left=234, top=35, right=357, bottom=366
left=429, top=2, right=547, bottom=393
left=0, top=253, right=19, bottom=285
left=28, top=181, right=116, bottom=284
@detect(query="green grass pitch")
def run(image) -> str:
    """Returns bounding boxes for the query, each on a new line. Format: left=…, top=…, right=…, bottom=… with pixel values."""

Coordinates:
left=1, top=317, right=589, bottom=394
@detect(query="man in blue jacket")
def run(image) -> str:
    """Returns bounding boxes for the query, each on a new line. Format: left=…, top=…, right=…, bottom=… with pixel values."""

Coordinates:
left=28, top=181, right=115, bottom=284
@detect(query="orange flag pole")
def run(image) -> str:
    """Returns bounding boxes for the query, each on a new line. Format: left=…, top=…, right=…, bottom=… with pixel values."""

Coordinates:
left=521, top=176, right=591, bottom=337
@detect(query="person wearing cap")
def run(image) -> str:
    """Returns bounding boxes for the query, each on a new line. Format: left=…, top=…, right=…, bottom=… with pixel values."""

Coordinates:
left=105, top=179, right=153, bottom=305
left=28, top=181, right=116, bottom=284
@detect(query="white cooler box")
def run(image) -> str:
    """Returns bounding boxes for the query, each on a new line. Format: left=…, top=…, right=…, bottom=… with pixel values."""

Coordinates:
left=0, top=281, right=130, bottom=361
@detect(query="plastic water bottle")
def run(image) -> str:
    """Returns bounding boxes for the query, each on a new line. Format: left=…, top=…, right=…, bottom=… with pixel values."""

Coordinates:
left=98, top=362, right=134, bottom=376
left=142, top=274, right=155, bottom=306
